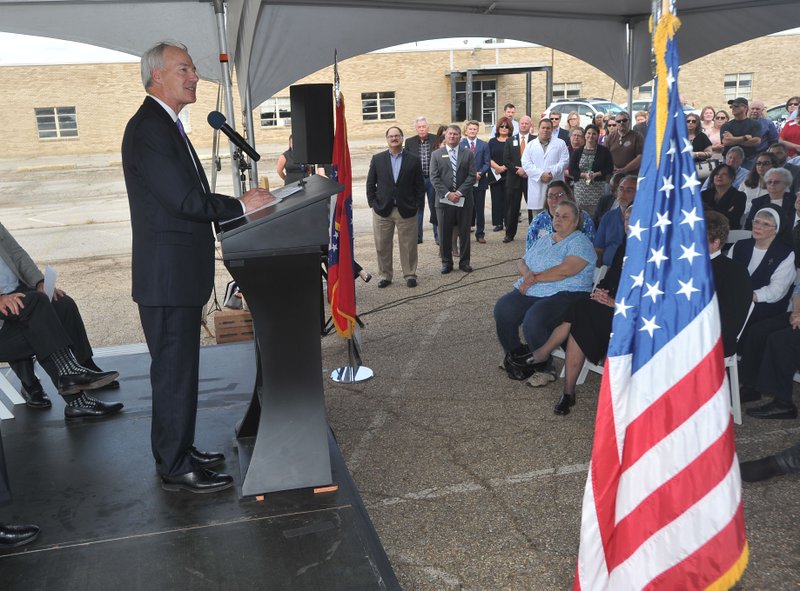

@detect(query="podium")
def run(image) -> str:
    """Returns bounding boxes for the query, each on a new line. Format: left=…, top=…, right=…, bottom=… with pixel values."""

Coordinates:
left=218, top=175, right=343, bottom=496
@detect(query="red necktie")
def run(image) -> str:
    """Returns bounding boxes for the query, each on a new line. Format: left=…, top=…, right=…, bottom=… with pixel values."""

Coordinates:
left=470, top=141, right=476, bottom=154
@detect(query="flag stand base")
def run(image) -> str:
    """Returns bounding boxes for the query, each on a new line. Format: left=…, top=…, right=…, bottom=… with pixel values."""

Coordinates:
left=330, top=337, right=373, bottom=383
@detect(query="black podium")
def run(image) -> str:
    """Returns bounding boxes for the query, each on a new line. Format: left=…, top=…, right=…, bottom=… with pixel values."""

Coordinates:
left=218, top=175, right=342, bottom=496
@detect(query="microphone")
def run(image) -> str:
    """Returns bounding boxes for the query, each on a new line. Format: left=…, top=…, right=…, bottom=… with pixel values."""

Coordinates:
left=207, top=111, right=261, bottom=162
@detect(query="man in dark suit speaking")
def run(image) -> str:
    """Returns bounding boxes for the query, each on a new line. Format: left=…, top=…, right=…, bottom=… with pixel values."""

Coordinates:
left=366, top=126, right=425, bottom=288
left=122, top=42, right=273, bottom=494
left=430, top=125, right=477, bottom=274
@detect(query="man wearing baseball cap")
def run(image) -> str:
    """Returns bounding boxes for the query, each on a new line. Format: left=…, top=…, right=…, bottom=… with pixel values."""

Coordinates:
left=721, top=97, right=762, bottom=169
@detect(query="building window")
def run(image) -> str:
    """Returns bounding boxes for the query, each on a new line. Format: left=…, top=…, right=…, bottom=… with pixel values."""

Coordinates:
left=723, top=73, right=752, bottom=101
left=455, top=80, right=496, bottom=125
left=361, top=92, right=395, bottom=121
left=638, top=82, right=653, bottom=100
left=553, top=83, right=581, bottom=101
left=35, top=106, right=78, bottom=139
left=260, top=97, right=291, bottom=127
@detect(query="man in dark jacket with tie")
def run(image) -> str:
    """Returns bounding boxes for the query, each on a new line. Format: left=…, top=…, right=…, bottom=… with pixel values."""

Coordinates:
left=502, top=116, right=533, bottom=242
left=366, top=126, right=425, bottom=288
left=122, top=42, right=273, bottom=494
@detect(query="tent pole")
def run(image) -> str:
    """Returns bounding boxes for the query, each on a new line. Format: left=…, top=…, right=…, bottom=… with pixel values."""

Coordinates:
left=212, top=0, right=242, bottom=197
left=626, top=19, right=634, bottom=115
left=243, top=88, right=258, bottom=189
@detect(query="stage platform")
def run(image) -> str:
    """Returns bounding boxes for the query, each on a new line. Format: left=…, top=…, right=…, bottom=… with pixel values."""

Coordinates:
left=0, top=342, right=398, bottom=590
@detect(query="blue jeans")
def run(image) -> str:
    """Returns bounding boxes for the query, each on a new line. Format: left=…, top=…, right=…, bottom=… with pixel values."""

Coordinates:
left=494, top=289, right=589, bottom=353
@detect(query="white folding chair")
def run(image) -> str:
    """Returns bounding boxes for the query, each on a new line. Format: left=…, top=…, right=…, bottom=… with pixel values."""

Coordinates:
left=0, top=367, right=26, bottom=421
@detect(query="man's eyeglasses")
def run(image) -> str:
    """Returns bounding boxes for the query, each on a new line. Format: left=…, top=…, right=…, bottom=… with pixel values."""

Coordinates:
left=549, top=116, right=561, bottom=121
left=616, top=118, right=629, bottom=123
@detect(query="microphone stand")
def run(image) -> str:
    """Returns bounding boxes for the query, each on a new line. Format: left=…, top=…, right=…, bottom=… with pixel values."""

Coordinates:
left=232, top=147, right=251, bottom=195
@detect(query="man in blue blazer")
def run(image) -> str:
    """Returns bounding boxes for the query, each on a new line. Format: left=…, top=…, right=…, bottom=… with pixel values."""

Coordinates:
left=366, top=127, right=425, bottom=288
left=461, top=120, right=492, bottom=242
left=122, top=42, right=273, bottom=494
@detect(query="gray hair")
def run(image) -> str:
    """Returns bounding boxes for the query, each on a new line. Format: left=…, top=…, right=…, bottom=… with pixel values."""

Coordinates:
left=555, top=200, right=583, bottom=230
left=764, top=167, right=793, bottom=187
left=414, top=116, right=428, bottom=125
left=727, top=146, right=745, bottom=159
left=141, top=41, right=188, bottom=90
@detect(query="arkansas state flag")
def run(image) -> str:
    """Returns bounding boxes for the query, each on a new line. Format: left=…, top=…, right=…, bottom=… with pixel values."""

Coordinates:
left=327, top=94, right=356, bottom=338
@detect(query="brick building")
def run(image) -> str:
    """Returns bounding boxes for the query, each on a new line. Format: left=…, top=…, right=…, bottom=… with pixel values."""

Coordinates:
left=1, top=34, right=798, bottom=159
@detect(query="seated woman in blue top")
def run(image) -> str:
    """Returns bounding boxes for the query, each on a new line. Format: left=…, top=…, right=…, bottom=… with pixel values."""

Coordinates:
left=526, top=181, right=595, bottom=251
left=495, top=200, right=596, bottom=385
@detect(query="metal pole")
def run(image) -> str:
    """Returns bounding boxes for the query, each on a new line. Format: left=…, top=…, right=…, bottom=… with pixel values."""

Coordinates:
left=212, top=0, right=242, bottom=197
left=626, top=19, right=635, bottom=115
left=466, top=70, right=473, bottom=121
left=525, top=71, right=532, bottom=117
left=243, top=88, right=259, bottom=188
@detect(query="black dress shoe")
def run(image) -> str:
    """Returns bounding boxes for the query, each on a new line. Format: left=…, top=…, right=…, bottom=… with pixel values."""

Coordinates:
left=441, top=264, right=453, bottom=274
left=377, top=279, right=392, bottom=288
left=554, top=393, right=576, bottom=415
left=406, top=277, right=417, bottom=288
left=161, top=468, right=234, bottom=494
left=493, top=225, right=503, bottom=232
left=740, top=456, right=784, bottom=482
left=64, top=394, right=124, bottom=421
left=746, top=399, right=798, bottom=420
left=58, top=369, right=120, bottom=395
left=739, top=385, right=761, bottom=403
left=189, top=447, right=225, bottom=469
left=0, top=524, right=40, bottom=548
left=459, top=263, right=473, bottom=273
left=502, top=235, right=513, bottom=243
left=93, top=380, right=120, bottom=392
left=20, top=383, right=52, bottom=410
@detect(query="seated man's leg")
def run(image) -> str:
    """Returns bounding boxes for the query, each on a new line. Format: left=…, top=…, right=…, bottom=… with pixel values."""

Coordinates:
left=49, top=292, right=93, bottom=365
left=494, top=291, right=538, bottom=353
left=7, top=356, right=50, bottom=409
left=0, top=292, right=122, bottom=419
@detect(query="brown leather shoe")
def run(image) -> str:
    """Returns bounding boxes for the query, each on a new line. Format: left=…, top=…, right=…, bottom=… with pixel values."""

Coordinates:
left=476, top=236, right=487, bottom=244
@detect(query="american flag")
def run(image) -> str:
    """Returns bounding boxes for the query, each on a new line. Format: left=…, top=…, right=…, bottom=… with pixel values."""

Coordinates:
left=327, top=93, right=357, bottom=338
left=574, top=5, right=748, bottom=589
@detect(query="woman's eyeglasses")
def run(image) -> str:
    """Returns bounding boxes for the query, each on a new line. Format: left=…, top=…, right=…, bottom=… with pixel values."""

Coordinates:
left=498, top=125, right=510, bottom=129
left=789, top=102, right=799, bottom=107
left=715, top=116, right=728, bottom=120
left=755, top=161, right=772, bottom=167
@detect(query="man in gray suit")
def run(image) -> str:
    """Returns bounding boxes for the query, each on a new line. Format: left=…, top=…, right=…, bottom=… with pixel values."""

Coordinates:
left=430, top=125, right=477, bottom=273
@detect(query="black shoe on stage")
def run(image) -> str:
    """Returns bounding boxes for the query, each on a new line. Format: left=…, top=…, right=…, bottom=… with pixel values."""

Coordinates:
left=459, top=263, right=473, bottom=273
left=554, top=393, right=576, bottom=415
left=64, top=394, right=124, bottom=421
left=20, top=382, right=52, bottom=410
left=58, top=369, right=120, bottom=395
left=746, top=399, right=798, bottom=420
left=0, top=524, right=40, bottom=548
left=161, top=468, right=234, bottom=494
left=189, top=447, right=225, bottom=469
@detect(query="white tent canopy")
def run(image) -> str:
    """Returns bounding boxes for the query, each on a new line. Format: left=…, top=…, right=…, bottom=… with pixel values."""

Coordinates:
left=2, top=0, right=800, bottom=106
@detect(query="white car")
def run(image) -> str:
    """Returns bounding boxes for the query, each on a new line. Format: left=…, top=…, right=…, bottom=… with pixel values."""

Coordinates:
left=542, top=98, right=626, bottom=129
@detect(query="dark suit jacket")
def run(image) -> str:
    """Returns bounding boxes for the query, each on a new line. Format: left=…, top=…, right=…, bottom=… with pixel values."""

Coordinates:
left=556, top=128, right=571, bottom=144
left=404, top=135, right=434, bottom=174
left=122, top=96, right=242, bottom=307
left=365, top=149, right=425, bottom=218
left=701, top=186, right=746, bottom=230
left=503, top=132, right=535, bottom=190
left=711, top=254, right=752, bottom=357
left=459, top=138, right=491, bottom=190
left=429, top=144, right=476, bottom=201
left=744, top=192, right=795, bottom=236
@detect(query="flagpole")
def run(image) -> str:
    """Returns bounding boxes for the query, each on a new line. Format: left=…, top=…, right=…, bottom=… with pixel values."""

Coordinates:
left=327, top=49, right=373, bottom=384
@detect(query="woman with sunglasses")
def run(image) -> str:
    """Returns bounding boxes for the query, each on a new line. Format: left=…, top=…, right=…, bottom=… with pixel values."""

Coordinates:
left=708, top=110, right=728, bottom=159
left=738, top=152, right=776, bottom=219
left=488, top=116, right=513, bottom=233
left=599, top=119, right=617, bottom=146
left=785, top=96, right=800, bottom=123
left=686, top=114, right=712, bottom=161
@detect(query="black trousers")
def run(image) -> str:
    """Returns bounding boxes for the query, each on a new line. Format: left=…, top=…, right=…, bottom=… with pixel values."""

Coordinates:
left=437, top=195, right=474, bottom=266
left=139, top=305, right=202, bottom=477
left=756, top=323, right=800, bottom=404
left=504, top=182, right=527, bottom=239
left=8, top=285, right=93, bottom=386
left=0, top=291, right=72, bottom=386
left=739, top=313, right=790, bottom=389
left=0, top=430, right=10, bottom=506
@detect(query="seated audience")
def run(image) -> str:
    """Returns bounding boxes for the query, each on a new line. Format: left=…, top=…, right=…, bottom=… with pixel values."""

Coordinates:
left=701, top=164, right=746, bottom=229
left=744, top=167, right=795, bottom=235
left=700, top=146, right=748, bottom=192
left=494, top=201, right=595, bottom=385
left=592, top=172, right=625, bottom=229
left=738, top=152, right=775, bottom=222
left=526, top=181, right=595, bottom=251
left=594, top=175, right=636, bottom=266
left=767, top=143, right=800, bottom=194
